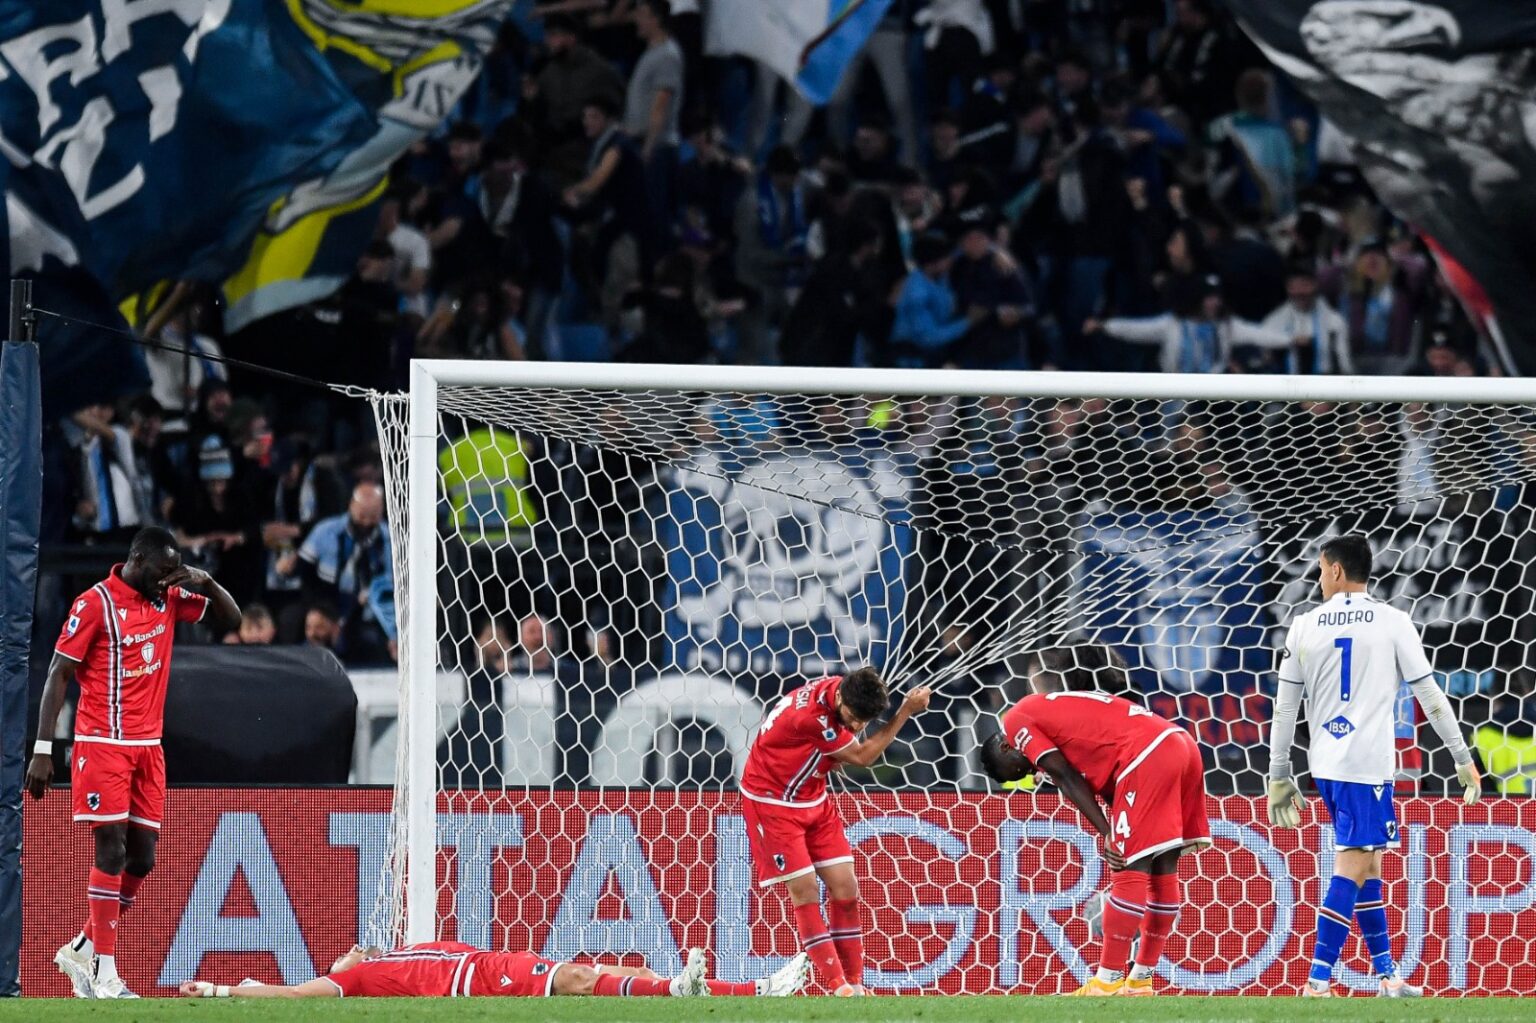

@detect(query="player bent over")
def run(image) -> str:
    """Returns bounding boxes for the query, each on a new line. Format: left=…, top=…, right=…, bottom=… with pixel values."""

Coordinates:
left=1268, top=535, right=1481, bottom=998
left=181, top=943, right=809, bottom=999
left=740, top=668, right=931, bottom=995
left=981, top=644, right=1211, bottom=997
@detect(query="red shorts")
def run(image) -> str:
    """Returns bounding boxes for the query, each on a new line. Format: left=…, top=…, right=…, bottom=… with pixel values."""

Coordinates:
left=465, top=952, right=562, bottom=997
left=1109, top=728, right=1210, bottom=865
left=71, top=741, right=164, bottom=830
left=741, top=796, right=853, bottom=887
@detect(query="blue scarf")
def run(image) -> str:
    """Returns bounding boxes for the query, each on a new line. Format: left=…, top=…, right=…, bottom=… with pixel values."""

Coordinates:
left=1179, top=320, right=1220, bottom=373
left=756, top=174, right=806, bottom=253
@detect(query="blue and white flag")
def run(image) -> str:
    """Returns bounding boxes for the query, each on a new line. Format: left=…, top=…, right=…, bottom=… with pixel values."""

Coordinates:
left=705, top=0, right=893, bottom=104
left=0, top=0, right=512, bottom=410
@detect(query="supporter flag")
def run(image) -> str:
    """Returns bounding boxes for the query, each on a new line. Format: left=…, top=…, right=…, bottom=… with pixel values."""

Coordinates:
left=706, top=0, right=894, bottom=104
left=0, top=0, right=513, bottom=411
left=1224, top=0, right=1536, bottom=375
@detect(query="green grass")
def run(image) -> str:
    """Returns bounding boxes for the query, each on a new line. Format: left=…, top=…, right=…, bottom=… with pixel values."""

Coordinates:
left=4, top=997, right=1536, bottom=1023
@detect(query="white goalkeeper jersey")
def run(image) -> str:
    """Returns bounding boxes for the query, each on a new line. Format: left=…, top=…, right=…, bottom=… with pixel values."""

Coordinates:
left=1278, top=592, right=1433, bottom=784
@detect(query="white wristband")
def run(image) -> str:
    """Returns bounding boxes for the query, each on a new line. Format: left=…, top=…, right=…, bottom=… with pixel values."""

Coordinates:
left=216, top=985, right=231, bottom=998
left=33, top=740, right=52, bottom=757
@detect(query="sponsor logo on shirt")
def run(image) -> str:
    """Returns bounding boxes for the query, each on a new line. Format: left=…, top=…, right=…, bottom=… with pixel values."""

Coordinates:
left=822, top=728, right=838, bottom=742
left=1125, top=791, right=1137, bottom=806
left=1012, top=726, right=1032, bottom=750
left=1322, top=715, right=1356, bottom=738
left=142, top=642, right=155, bottom=663
left=66, top=615, right=80, bottom=636
left=122, top=623, right=166, bottom=646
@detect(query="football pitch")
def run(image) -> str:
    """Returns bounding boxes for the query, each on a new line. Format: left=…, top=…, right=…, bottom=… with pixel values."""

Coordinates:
left=6, top=997, right=1536, bottom=1022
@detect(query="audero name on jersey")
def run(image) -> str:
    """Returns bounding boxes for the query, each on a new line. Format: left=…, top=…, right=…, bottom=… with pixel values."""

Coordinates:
left=1279, top=593, right=1432, bottom=785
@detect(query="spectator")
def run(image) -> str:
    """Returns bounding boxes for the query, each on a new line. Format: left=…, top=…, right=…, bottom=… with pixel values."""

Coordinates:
left=1155, top=0, right=1239, bottom=127
left=625, top=0, right=684, bottom=220
left=1335, top=237, right=1424, bottom=375
left=890, top=230, right=988, bottom=368
left=530, top=14, right=626, bottom=187
left=62, top=403, right=138, bottom=540
left=1086, top=272, right=1296, bottom=373
left=826, top=0, right=920, bottom=164
left=949, top=208, right=1035, bottom=370
left=1261, top=263, right=1351, bottom=374
left=733, top=146, right=811, bottom=364
left=473, top=134, right=564, bottom=358
left=303, top=603, right=341, bottom=651
left=847, top=118, right=903, bottom=186
left=441, top=615, right=512, bottom=789
left=376, top=185, right=432, bottom=317
left=781, top=218, right=886, bottom=368
left=958, top=54, right=1018, bottom=170
left=171, top=438, right=263, bottom=608
left=1210, top=70, right=1299, bottom=220
left=619, top=253, right=711, bottom=363
left=916, top=0, right=993, bottom=112
left=289, top=482, right=394, bottom=663
left=224, top=604, right=277, bottom=645
left=145, top=303, right=228, bottom=434
left=510, top=613, right=561, bottom=674
left=564, top=95, right=654, bottom=319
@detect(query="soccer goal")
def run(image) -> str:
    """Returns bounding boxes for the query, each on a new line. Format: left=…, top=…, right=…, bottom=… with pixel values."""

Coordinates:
left=369, top=363, right=1536, bottom=995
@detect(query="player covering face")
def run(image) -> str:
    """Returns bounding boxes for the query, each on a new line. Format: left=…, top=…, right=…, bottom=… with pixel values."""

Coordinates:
left=981, top=644, right=1211, bottom=997
left=181, top=943, right=809, bottom=999
left=739, top=668, right=932, bottom=995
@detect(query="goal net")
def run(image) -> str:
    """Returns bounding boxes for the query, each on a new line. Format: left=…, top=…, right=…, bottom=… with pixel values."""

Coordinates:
left=369, top=364, right=1536, bottom=996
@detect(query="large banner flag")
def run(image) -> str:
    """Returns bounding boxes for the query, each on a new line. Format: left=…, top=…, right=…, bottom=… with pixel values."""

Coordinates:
left=1223, top=0, right=1536, bottom=375
left=705, top=0, right=894, bottom=104
left=0, top=0, right=512, bottom=410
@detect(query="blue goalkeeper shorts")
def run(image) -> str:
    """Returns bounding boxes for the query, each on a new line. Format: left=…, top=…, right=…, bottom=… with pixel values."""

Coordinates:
left=1316, top=778, right=1399, bottom=850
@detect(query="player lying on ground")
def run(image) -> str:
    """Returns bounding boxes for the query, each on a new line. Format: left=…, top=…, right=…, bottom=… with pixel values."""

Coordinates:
left=1268, top=534, right=1481, bottom=998
left=981, top=644, right=1211, bottom=997
left=28, top=527, right=240, bottom=999
left=740, top=668, right=932, bottom=995
left=181, top=942, right=809, bottom=999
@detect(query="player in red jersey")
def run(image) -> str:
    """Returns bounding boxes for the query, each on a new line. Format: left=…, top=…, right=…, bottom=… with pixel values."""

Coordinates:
left=26, top=527, right=240, bottom=999
left=179, top=943, right=811, bottom=999
left=980, top=644, right=1211, bottom=997
left=739, top=668, right=932, bottom=995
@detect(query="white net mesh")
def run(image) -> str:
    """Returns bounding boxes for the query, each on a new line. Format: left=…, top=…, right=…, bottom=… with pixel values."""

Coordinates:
left=370, top=380, right=1536, bottom=995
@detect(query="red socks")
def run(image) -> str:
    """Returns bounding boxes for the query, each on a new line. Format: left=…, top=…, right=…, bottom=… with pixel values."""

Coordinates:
left=828, top=898, right=864, bottom=986
left=1099, top=871, right=1149, bottom=977
left=707, top=979, right=758, bottom=996
left=1134, top=873, right=1180, bottom=973
left=87, top=869, right=122, bottom=956
left=119, top=872, right=144, bottom=917
left=793, top=901, right=847, bottom=989
left=593, top=972, right=673, bottom=996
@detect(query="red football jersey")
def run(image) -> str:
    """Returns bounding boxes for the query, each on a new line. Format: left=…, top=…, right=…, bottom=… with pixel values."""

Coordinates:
left=999, top=692, right=1180, bottom=798
left=325, top=942, right=559, bottom=998
left=55, top=565, right=208, bottom=744
left=740, top=676, right=857, bottom=807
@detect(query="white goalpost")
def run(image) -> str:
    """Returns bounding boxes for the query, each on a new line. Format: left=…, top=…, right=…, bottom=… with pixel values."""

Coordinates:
left=369, top=362, right=1536, bottom=995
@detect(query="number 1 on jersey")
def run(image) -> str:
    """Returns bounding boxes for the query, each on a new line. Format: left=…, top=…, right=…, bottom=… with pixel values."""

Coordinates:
left=1334, top=637, right=1353, bottom=702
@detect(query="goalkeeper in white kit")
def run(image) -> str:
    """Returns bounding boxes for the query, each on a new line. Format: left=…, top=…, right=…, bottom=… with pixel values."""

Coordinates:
left=1267, top=535, right=1481, bottom=998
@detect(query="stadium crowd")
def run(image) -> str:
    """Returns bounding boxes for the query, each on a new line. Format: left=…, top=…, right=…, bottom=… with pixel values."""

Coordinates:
left=35, top=0, right=1532, bottom=793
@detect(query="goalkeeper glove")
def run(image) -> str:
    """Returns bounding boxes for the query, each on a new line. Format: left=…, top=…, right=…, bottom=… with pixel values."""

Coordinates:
left=1267, top=778, right=1303, bottom=828
left=1456, top=760, right=1483, bottom=805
